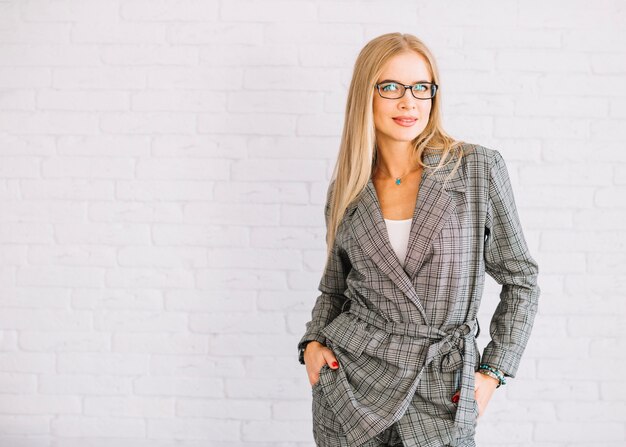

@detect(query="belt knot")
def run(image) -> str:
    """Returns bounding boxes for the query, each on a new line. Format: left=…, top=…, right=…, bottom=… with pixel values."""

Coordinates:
left=436, top=328, right=470, bottom=372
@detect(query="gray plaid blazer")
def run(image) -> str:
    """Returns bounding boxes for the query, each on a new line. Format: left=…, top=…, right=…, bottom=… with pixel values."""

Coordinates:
left=298, top=144, right=540, bottom=447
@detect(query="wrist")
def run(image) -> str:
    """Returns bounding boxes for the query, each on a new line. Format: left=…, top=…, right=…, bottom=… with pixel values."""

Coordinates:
left=298, top=340, right=324, bottom=365
left=478, top=369, right=501, bottom=387
left=478, top=363, right=506, bottom=388
left=305, top=341, right=323, bottom=350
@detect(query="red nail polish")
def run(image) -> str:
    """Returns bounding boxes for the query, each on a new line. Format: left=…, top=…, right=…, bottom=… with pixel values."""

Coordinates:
left=332, top=361, right=338, bottom=368
left=451, top=394, right=460, bottom=404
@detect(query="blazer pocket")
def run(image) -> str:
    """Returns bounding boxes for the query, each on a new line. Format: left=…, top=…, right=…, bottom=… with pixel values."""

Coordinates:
left=320, top=312, right=370, bottom=358
left=311, top=371, right=344, bottom=435
left=312, top=364, right=329, bottom=391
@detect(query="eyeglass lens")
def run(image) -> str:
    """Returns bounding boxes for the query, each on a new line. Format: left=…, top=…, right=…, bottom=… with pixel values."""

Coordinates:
left=378, top=82, right=436, bottom=99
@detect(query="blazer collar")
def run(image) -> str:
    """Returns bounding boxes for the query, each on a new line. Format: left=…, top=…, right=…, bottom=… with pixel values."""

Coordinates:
left=348, top=150, right=466, bottom=320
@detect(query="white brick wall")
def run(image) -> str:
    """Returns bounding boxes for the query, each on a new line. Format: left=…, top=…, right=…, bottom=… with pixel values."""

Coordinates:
left=0, top=0, right=624, bottom=445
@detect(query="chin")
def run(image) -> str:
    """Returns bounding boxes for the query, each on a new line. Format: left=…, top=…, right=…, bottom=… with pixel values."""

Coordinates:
left=393, top=132, right=423, bottom=141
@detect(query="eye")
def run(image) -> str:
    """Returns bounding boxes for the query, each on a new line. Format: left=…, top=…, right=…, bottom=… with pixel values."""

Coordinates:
left=381, top=82, right=399, bottom=91
left=413, top=83, right=428, bottom=92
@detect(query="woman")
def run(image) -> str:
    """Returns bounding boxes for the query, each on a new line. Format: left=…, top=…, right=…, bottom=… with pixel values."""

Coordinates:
left=297, top=32, right=540, bottom=447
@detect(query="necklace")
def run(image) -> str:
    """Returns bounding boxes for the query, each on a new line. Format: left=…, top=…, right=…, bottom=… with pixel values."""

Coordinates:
left=375, top=163, right=421, bottom=186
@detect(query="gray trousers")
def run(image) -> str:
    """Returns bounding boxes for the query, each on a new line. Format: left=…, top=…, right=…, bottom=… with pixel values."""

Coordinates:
left=314, top=420, right=475, bottom=447
left=363, top=422, right=473, bottom=447
left=369, top=422, right=404, bottom=446
left=313, top=421, right=402, bottom=447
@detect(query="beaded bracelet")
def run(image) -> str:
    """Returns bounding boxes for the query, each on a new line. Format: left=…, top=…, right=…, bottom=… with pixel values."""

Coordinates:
left=478, top=369, right=502, bottom=387
left=478, top=363, right=506, bottom=387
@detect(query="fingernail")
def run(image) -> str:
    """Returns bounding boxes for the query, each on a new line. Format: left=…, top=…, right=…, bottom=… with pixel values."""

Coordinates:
left=332, top=361, right=338, bottom=368
left=451, top=394, right=460, bottom=404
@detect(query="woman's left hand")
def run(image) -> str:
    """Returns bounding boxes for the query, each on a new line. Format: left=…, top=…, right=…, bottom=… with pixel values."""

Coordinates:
left=472, top=371, right=499, bottom=419
left=451, top=371, right=499, bottom=419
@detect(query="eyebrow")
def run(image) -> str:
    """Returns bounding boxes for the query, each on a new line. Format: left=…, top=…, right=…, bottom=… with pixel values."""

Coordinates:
left=378, top=79, right=432, bottom=84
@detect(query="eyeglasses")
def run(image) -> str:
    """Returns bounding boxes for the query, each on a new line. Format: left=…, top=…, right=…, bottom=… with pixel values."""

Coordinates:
left=375, top=80, right=438, bottom=100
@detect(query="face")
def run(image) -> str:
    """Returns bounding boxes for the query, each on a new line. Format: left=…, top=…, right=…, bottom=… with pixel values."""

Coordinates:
left=373, top=51, right=434, bottom=150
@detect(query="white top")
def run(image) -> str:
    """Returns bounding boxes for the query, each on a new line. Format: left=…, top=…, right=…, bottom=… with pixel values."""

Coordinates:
left=384, top=218, right=412, bottom=267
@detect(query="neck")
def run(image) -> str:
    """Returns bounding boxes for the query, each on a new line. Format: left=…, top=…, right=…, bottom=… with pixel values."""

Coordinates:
left=374, top=141, right=419, bottom=178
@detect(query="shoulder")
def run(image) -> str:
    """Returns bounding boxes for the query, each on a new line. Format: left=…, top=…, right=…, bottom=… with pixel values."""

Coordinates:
left=446, top=143, right=511, bottom=197
left=459, top=142, right=502, bottom=167
left=457, top=143, right=508, bottom=183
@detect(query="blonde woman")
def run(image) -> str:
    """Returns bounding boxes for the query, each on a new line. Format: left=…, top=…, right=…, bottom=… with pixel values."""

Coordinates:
left=297, top=32, right=540, bottom=447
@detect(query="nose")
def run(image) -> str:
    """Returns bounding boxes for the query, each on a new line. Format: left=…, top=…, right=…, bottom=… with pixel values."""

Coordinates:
left=398, top=88, right=417, bottom=109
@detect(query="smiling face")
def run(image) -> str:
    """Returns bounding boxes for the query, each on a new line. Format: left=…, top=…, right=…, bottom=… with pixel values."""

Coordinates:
left=373, top=51, right=434, bottom=151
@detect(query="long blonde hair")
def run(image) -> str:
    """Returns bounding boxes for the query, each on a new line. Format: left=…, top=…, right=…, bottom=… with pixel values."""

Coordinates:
left=324, top=32, right=466, bottom=265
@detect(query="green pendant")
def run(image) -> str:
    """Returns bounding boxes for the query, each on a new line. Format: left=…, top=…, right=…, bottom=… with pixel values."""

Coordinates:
left=395, top=178, right=401, bottom=185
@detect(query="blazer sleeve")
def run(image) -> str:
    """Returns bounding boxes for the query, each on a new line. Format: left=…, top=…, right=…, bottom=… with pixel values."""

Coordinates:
left=480, top=149, right=540, bottom=378
left=297, top=182, right=351, bottom=353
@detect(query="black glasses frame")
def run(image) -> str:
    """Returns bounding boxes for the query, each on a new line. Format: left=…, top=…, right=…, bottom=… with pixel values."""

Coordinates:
left=375, top=81, right=438, bottom=100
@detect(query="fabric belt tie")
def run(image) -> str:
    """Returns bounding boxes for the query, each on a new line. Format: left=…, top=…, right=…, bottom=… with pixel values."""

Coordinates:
left=345, top=301, right=479, bottom=433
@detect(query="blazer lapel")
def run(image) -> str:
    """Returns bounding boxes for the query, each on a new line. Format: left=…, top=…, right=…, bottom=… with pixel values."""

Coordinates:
left=404, top=151, right=466, bottom=280
left=349, top=150, right=466, bottom=320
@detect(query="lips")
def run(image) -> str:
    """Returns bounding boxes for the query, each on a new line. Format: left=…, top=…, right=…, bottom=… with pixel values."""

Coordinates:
left=393, top=117, right=417, bottom=126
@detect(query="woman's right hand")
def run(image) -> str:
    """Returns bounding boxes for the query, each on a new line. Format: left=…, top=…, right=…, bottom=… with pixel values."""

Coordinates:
left=304, top=341, right=340, bottom=387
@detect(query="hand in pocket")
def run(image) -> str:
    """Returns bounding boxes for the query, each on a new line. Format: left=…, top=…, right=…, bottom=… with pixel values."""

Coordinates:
left=304, top=341, right=340, bottom=387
